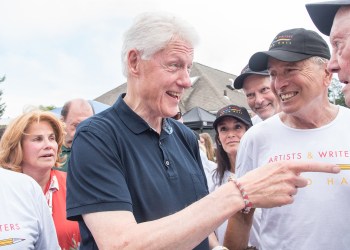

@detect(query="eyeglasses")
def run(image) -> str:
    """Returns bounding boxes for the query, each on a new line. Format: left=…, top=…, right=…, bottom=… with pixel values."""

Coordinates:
left=172, top=111, right=182, bottom=120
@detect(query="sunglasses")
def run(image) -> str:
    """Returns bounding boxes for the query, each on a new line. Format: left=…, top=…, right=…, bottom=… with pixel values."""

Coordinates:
left=172, top=111, right=182, bottom=120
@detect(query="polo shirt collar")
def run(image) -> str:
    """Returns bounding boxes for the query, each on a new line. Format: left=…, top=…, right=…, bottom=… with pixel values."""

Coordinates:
left=61, top=144, right=71, bottom=153
left=114, top=93, right=173, bottom=135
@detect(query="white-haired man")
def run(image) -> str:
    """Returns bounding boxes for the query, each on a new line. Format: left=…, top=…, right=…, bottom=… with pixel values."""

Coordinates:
left=306, top=0, right=350, bottom=106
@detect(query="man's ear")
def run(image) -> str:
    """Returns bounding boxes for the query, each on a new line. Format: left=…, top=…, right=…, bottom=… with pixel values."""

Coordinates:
left=324, top=67, right=333, bottom=87
left=127, top=49, right=141, bottom=76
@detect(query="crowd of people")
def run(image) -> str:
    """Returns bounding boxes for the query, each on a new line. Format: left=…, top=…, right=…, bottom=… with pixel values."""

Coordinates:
left=1, top=0, right=350, bottom=249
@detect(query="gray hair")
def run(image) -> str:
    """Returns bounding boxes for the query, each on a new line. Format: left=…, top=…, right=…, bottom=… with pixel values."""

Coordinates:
left=308, top=56, right=329, bottom=66
left=121, top=12, right=199, bottom=77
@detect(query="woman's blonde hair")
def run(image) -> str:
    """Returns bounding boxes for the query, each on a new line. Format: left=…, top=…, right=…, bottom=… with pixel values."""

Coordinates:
left=0, top=110, right=65, bottom=172
left=199, top=133, right=216, bottom=162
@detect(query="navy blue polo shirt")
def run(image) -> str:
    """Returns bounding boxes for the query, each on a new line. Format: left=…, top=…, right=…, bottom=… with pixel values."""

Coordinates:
left=66, top=94, right=209, bottom=249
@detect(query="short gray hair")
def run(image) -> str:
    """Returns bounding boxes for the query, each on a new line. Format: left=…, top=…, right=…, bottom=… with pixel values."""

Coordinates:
left=121, top=12, right=199, bottom=77
left=308, top=56, right=329, bottom=66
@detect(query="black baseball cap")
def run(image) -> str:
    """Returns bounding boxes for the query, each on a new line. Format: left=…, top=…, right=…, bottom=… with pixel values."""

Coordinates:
left=233, top=64, right=269, bottom=89
left=213, top=105, right=252, bottom=130
left=306, top=1, right=350, bottom=36
left=248, top=28, right=331, bottom=72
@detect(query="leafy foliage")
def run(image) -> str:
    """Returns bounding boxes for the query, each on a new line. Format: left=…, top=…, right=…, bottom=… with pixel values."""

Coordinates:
left=0, top=76, right=6, bottom=118
left=328, top=78, right=346, bottom=107
left=39, top=105, right=56, bottom=111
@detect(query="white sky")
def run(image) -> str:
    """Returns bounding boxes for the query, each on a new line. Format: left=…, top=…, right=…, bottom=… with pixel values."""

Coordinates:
left=0, top=0, right=327, bottom=118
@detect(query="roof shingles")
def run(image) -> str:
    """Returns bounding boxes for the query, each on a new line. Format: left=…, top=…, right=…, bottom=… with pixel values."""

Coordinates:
left=94, top=62, right=249, bottom=113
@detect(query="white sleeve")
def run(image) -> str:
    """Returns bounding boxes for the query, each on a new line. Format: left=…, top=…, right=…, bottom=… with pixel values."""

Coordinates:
left=236, top=129, right=255, bottom=178
left=30, top=180, right=60, bottom=250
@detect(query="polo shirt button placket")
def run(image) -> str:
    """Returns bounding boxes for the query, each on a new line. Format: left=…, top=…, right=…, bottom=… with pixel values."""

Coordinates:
left=165, top=160, right=170, bottom=168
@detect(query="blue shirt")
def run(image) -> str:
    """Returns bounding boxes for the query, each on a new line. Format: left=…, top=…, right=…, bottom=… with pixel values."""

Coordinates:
left=67, top=94, right=209, bottom=249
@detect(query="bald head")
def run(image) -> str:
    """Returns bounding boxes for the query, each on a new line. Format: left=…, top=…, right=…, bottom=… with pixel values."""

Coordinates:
left=61, top=99, right=93, bottom=120
left=61, top=99, right=94, bottom=148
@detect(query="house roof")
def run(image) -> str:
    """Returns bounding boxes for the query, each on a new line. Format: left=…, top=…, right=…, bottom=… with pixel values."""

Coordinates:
left=94, top=62, right=249, bottom=113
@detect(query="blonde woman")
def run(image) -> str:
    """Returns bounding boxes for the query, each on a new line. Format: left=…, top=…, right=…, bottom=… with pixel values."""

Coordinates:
left=199, top=132, right=216, bottom=162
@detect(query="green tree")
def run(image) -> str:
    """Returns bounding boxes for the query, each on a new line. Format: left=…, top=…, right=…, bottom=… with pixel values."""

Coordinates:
left=328, top=78, right=346, bottom=107
left=39, top=105, right=56, bottom=111
left=0, top=76, right=6, bottom=118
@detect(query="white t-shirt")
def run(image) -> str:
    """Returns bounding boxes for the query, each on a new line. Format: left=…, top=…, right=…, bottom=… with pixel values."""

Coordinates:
left=251, top=115, right=262, bottom=125
left=0, top=168, right=59, bottom=250
left=200, top=149, right=217, bottom=192
left=208, top=170, right=232, bottom=244
left=236, top=106, right=350, bottom=250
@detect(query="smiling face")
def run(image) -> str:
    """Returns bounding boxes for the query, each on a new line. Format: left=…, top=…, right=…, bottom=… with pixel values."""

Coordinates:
left=217, top=117, right=248, bottom=157
left=21, top=121, right=58, bottom=173
left=126, top=38, right=194, bottom=123
left=329, top=6, right=350, bottom=106
left=268, top=57, right=329, bottom=115
left=243, top=74, right=280, bottom=120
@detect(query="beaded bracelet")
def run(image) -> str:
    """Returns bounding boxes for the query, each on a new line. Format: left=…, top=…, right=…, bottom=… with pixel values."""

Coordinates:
left=212, top=246, right=229, bottom=250
left=228, top=175, right=253, bottom=214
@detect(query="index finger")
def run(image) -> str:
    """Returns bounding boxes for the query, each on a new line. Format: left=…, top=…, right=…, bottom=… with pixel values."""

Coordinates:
left=286, top=161, right=340, bottom=174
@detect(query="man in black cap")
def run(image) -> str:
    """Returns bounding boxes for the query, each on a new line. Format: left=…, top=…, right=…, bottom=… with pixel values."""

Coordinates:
left=234, top=65, right=280, bottom=124
left=224, top=28, right=350, bottom=250
left=306, top=1, right=350, bottom=106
